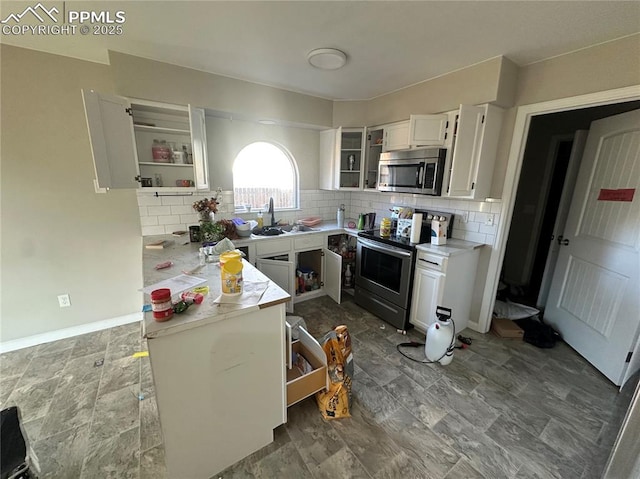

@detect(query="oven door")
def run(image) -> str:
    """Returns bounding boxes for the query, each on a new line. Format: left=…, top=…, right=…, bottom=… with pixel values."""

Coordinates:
left=355, top=238, right=413, bottom=307
left=377, top=160, right=425, bottom=193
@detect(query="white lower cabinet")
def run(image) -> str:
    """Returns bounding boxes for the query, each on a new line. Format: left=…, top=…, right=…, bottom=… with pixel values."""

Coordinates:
left=410, top=266, right=446, bottom=332
left=285, top=323, right=328, bottom=408
left=409, top=247, right=480, bottom=333
left=255, top=232, right=357, bottom=311
left=256, top=256, right=295, bottom=313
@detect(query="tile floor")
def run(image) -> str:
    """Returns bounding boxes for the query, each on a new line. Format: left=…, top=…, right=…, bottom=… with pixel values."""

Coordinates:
left=1, top=296, right=636, bottom=479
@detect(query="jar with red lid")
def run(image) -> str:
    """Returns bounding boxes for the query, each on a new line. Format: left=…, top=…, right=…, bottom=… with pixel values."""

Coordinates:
left=151, top=288, right=173, bottom=321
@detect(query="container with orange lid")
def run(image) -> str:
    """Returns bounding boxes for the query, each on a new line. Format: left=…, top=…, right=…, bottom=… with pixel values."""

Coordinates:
left=150, top=288, right=173, bottom=321
left=220, top=251, right=243, bottom=295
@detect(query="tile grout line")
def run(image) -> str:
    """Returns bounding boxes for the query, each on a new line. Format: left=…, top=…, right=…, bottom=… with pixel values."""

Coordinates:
left=78, top=329, right=112, bottom=479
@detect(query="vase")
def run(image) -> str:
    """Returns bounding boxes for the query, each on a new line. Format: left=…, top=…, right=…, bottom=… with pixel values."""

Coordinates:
left=200, top=211, right=215, bottom=222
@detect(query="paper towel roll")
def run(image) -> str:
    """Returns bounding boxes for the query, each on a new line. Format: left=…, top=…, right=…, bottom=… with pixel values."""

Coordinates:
left=410, top=213, right=423, bottom=243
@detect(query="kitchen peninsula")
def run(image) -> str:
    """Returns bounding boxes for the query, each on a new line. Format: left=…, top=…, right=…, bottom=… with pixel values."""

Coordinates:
left=143, top=241, right=290, bottom=479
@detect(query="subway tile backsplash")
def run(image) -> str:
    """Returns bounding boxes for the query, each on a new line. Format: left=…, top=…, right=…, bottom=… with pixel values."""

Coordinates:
left=136, top=190, right=501, bottom=247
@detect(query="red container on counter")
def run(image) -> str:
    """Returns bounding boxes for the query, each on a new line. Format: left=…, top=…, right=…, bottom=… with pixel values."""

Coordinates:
left=151, top=288, right=173, bottom=321
left=181, top=291, right=204, bottom=304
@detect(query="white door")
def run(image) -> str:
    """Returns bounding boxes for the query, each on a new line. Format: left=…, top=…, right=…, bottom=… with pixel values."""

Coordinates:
left=383, top=121, right=410, bottom=151
left=409, top=267, right=445, bottom=331
left=408, top=114, right=448, bottom=146
left=188, top=106, right=209, bottom=191
left=319, top=128, right=339, bottom=190
left=537, top=131, right=588, bottom=307
left=544, top=109, right=640, bottom=386
left=256, top=257, right=295, bottom=313
left=82, top=90, right=139, bottom=189
left=323, top=248, right=342, bottom=304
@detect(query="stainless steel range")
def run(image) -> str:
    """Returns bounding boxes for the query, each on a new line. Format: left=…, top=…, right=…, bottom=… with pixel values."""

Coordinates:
left=354, top=209, right=454, bottom=331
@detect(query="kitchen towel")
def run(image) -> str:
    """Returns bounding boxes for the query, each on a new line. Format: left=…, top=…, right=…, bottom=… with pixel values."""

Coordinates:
left=410, top=213, right=423, bottom=243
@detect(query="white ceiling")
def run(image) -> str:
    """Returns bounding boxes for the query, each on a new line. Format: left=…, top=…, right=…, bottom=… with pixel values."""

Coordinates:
left=2, top=1, right=639, bottom=100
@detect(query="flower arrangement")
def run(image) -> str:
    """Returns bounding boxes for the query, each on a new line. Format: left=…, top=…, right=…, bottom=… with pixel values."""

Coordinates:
left=193, top=188, right=224, bottom=242
left=193, top=188, right=222, bottom=221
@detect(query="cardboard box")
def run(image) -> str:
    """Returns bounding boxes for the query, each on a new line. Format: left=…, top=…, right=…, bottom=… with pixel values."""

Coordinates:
left=491, top=318, right=524, bottom=339
left=286, top=341, right=327, bottom=407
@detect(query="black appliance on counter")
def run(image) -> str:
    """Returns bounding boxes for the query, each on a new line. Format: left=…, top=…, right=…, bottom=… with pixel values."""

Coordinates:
left=354, top=210, right=454, bottom=331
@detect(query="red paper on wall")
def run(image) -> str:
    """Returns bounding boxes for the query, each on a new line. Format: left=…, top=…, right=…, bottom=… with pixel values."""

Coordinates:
left=597, top=188, right=635, bottom=202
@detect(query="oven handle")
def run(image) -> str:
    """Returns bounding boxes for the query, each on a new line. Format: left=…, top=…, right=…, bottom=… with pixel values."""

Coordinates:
left=358, top=238, right=413, bottom=258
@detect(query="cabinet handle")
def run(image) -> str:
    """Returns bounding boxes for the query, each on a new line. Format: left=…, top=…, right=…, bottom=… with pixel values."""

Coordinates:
left=419, top=259, right=440, bottom=266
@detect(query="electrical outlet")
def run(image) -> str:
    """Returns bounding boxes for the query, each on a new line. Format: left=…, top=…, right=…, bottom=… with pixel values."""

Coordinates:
left=461, top=212, right=469, bottom=223
left=485, top=214, right=494, bottom=226
left=58, top=294, right=71, bottom=308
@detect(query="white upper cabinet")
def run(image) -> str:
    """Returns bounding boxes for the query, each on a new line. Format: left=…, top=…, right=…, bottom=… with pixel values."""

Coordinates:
left=189, top=106, right=209, bottom=190
left=446, top=104, right=504, bottom=199
left=382, top=114, right=449, bottom=152
left=319, top=127, right=365, bottom=190
left=408, top=114, right=449, bottom=147
left=364, top=127, right=384, bottom=190
left=82, top=90, right=140, bottom=189
left=319, top=127, right=340, bottom=190
left=382, top=121, right=410, bottom=152
left=82, top=89, right=210, bottom=191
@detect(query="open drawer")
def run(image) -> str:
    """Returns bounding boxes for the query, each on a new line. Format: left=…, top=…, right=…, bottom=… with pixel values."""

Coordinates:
left=285, top=323, right=328, bottom=407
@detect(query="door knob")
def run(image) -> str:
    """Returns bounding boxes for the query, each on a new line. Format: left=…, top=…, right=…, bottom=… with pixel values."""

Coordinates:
left=562, top=239, right=570, bottom=246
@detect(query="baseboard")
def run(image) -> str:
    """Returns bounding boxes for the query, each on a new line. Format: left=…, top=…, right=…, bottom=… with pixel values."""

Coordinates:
left=0, top=312, right=143, bottom=354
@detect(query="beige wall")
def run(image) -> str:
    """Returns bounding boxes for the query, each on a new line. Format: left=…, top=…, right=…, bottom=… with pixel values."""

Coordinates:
left=490, top=34, right=640, bottom=198
left=333, top=56, right=518, bottom=127
left=1, top=45, right=143, bottom=342
left=206, top=117, right=320, bottom=191
left=109, top=51, right=333, bottom=127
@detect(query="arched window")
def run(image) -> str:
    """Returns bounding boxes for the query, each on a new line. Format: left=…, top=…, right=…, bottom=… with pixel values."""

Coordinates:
left=232, top=141, right=299, bottom=211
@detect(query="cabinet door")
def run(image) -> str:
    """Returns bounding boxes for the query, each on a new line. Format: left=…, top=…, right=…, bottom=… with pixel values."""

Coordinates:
left=189, top=106, right=209, bottom=190
left=409, top=114, right=448, bottom=146
left=339, top=128, right=364, bottom=189
left=447, top=105, right=484, bottom=198
left=257, top=257, right=295, bottom=313
left=319, top=128, right=340, bottom=190
left=365, top=128, right=384, bottom=189
left=383, top=121, right=410, bottom=152
left=82, top=90, right=140, bottom=189
left=323, top=247, right=342, bottom=304
left=409, top=267, right=445, bottom=331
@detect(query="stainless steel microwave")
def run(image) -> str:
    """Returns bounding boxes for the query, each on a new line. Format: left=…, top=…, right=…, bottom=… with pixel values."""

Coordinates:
left=377, top=148, right=446, bottom=195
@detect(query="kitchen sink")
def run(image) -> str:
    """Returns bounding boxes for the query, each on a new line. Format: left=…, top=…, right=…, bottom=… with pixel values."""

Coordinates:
left=251, top=224, right=320, bottom=236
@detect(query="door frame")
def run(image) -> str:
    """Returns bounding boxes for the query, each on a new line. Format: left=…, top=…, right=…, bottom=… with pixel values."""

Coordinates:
left=536, top=131, right=587, bottom=307
left=478, top=85, right=640, bottom=333
left=520, top=133, right=575, bottom=287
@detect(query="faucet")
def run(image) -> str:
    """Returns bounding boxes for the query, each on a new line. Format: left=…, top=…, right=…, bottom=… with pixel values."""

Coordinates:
left=268, top=197, right=276, bottom=226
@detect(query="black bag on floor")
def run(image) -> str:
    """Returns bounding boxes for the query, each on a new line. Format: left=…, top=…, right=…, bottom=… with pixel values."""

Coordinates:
left=515, top=316, right=561, bottom=349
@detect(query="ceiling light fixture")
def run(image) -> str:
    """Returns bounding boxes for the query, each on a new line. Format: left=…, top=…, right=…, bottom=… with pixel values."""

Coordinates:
left=307, top=48, right=347, bottom=70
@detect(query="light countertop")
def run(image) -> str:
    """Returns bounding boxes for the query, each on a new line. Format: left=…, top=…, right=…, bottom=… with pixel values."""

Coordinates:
left=415, top=239, right=484, bottom=256
left=142, top=241, right=290, bottom=340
